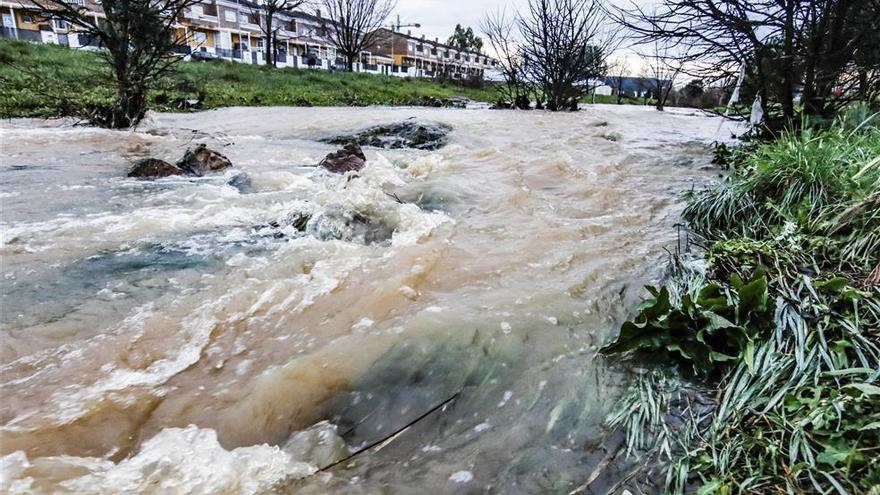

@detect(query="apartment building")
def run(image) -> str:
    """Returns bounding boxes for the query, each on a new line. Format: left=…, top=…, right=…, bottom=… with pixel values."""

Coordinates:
left=0, top=0, right=497, bottom=79
left=1, top=0, right=104, bottom=47
left=364, top=28, right=497, bottom=79
left=174, top=2, right=337, bottom=68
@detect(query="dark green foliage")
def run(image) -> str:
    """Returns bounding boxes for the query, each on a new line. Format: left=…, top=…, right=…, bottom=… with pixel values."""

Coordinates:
left=601, top=270, right=772, bottom=375
left=447, top=24, right=483, bottom=52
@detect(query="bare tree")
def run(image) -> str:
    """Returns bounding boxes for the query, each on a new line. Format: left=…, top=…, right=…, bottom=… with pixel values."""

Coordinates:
left=606, top=58, right=629, bottom=104
left=31, top=0, right=198, bottom=128
left=517, top=0, right=617, bottom=111
left=250, top=0, right=307, bottom=67
left=481, top=8, right=531, bottom=109
left=610, top=0, right=880, bottom=130
left=642, top=40, right=682, bottom=111
left=318, top=0, right=395, bottom=71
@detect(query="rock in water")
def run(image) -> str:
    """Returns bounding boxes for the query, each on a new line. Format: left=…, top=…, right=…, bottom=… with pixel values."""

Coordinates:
left=176, top=144, right=233, bottom=176
left=127, top=158, right=182, bottom=178
left=319, top=142, right=366, bottom=173
left=322, top=120, right=452, bottom=151
left=227, top=172, right=254, bottom=193
left=307, top=206, right=396, bottom=245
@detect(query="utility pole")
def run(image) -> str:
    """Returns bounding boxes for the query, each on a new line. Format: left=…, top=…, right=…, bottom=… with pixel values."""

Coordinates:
left=390, top=14, right=419, bottom=75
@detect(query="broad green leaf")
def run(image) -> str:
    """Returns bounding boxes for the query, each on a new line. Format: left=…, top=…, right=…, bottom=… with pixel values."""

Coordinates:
left=743, top=340, right=755, bottom=374
left=843, top=383, right=880, bottom=396
left=738, top=276, right=768, bottom=319
left=815, top=277, right=847, bottom=292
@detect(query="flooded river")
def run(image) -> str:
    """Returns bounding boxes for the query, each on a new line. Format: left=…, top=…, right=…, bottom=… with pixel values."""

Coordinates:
left=1, top=105, right=730, bottom=493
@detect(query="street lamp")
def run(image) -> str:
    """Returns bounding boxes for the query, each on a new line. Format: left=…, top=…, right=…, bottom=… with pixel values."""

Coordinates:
left=390, top=14, right=419, bottom=75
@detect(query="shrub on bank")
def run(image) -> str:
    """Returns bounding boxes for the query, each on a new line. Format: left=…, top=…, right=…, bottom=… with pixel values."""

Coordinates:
left=602, top=121, right=880, bottom=493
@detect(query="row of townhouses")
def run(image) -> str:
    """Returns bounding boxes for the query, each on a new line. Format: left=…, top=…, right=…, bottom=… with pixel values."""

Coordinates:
left=0, top=0, right=498, bottom=79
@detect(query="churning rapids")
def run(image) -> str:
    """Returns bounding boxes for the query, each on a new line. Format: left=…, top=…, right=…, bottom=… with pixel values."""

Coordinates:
left=1, top=105, right=735, bottom=494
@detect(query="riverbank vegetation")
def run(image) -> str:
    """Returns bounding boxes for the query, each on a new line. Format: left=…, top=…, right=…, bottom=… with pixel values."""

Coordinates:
left=601, top=111, right=880, bottom=493
left=0, top=39, right=497, bottom=120
left=594, top=2, right=880, bottom=488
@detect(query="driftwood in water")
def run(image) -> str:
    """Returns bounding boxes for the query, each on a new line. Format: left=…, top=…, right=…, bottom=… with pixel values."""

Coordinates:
left=319, top=392, right=460, bottom=472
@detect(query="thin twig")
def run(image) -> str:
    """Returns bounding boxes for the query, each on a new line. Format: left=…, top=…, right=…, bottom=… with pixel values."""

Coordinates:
left=319, top=391, right=461, bottom=472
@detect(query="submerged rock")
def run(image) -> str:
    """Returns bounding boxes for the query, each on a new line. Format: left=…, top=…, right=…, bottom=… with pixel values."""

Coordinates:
left=307, top=206, right=396, bottom=245
left=319, top=142, right=366, bottom=174
left=282, top=421, right=349, bottom=468
left=323, top=119, right=452, bottom=151
left=255, top=206, right=394, bottom=245
left=227, top=172, right=254, bottom=193
left=127, top=144, right=233, bottom=179
left=127, top=158, right=181, bottom=178
left=176, top=144, right=233, bottom=176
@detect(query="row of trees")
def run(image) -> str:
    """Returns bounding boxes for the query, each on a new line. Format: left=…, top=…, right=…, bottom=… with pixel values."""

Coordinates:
left=483, top=0, right=879, bottom=124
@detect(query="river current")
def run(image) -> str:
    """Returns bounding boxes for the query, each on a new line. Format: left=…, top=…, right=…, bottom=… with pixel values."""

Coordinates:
left=1, top=105, right=733, bottom=494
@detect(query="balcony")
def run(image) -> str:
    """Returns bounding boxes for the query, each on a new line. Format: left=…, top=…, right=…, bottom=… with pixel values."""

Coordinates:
left=186, top=9, right=218, bottom=24
left=240, top=19, right=261, bottom=31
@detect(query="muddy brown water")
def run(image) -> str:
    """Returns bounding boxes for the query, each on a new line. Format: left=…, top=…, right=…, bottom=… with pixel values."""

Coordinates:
left=0, top=105, right=735, bottom=493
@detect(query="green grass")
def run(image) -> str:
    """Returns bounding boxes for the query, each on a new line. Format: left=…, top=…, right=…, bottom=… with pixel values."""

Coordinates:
left=0, top=38, right=499, bottom=119
left=602, top=118, right=880, bottom=494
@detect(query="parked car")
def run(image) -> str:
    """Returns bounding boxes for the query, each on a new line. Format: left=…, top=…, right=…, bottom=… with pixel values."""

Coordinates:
left=191, top=51, right=219, bottom=62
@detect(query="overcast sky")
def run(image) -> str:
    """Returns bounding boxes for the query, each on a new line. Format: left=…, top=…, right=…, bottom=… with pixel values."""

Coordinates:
left=391, top=0, right=528, bottom=44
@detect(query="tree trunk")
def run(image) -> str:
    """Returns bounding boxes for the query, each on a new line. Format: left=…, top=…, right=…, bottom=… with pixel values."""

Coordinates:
left=264, top=13, right=273, bottom=67
left=780, top=0, right=796, bottom=124
left=110, top=86, right=146, bottom=128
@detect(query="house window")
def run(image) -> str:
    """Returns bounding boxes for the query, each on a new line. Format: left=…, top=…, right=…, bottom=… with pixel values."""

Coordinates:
left=288, top=20, right=296, bottom=32
left=2, top=14, right=13, bottom=28
left=191, top=5, right=203, bottom=16
left=52, top=19, right=68, bottom=29
left=224, top=10, right=236, bottom=22
left=194, top=31, right=207, bottom=43
left=416, top=44, right=422, bottom=52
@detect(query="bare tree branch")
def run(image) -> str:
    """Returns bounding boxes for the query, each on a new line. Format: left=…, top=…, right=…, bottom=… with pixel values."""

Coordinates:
left=318, top=0, right=395, bottom=70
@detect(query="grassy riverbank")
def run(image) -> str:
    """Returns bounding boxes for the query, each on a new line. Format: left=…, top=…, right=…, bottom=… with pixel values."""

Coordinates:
left=0, top=39, right=498, bottom=119
left=602, top=114, right=880, bottom=493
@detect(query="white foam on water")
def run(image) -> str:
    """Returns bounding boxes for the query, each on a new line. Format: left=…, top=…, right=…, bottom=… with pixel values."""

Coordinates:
left=448, top=470, right=474, bottom=483
left=0, top=425, right=316, bottom=495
